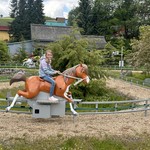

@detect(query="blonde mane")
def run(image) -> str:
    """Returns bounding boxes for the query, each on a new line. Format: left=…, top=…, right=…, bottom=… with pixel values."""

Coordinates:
left=62, top=64, right=88, bottom=83
left=63, top=65, right=79, bottom=76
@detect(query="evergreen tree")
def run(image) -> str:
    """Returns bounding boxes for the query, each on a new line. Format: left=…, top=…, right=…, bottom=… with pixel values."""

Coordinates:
left=68, top=7, right=79, bottom=26
left=113, top=0, right=139, bottom=39
left=77, top=0, right=93, bottom=35
left=23, top=0, right=45, bottom=40
left=10, top=0, right=18, bottom=18
left=90, top=0, right=113, bottom=37
left=9, top=0, right=45, bottom=42
left=9, top=0, right=27, bottom=42
left=24, top=0, right=35, bottom=40
left=33, top=0, right=45, bottom=24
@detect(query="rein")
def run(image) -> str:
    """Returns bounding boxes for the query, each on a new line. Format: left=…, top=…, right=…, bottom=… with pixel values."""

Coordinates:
left=58, top=73, right=86, bottom=86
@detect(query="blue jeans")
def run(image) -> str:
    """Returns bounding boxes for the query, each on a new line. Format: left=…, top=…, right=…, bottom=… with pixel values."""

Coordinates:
left=42, top=76, right=56, bottom=97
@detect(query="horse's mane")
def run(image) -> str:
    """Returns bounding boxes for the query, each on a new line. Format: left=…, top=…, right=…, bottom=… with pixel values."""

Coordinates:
left=62, top=64, right=88, bottom=76
left=62, top=65, right=79, bottom=76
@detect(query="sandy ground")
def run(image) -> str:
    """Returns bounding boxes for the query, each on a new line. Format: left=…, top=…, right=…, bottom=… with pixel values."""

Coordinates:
left=106, top=78, right=150, bottom=99
left=0, top=79, right=150, bottom=141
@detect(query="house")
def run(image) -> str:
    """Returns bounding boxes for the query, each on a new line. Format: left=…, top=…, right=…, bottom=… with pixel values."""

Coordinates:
left=45, top=17, right=68, bottom=27
left=31, top=23, right=106, bottom=50
left=0, top=17, right=13, bottom=41
left=0, top=17, right=107, bottom=55
left=0, top=26, right=9, bottom=41
left=31, top=23, right=72, bottom=44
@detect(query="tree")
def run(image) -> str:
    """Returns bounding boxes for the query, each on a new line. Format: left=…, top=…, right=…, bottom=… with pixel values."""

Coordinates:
left=46, top=29, right=105, bottom=79
left=0, top=41, right=10, bottom=62
left=9, top=0, right=27, bottom=42
left=137, top=0, right=150, bottom=25
left=46, top=29, right=107, bottom=100
left=23, top=0, right=45, bottom=40
left=10, top=0, right=18, bottom=18
left=90, top=0, right=113, bottom=38
left=77, top=0, right=93, bottom=35
left=68, top=7, right=79, bottom=26
left=129, top=26, right=150, bottom=74
left=33, top=0, right=45, bottom=24
left=112, top=0, right=139, bottom=39
left=9, top=0, right=45, bottom=42
left=24, top=0, right=35, bottom=40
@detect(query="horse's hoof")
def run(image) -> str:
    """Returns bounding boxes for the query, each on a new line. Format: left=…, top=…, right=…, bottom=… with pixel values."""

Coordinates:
left=5, top=107, right=10, bottom=112
left=73, top=112, right=78, bottom=116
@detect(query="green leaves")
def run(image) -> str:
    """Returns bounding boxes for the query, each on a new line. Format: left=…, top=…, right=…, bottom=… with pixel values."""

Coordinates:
left=0, top=41, right=10, bottom=62
left=47, top=33, right=106, bottom=79
left=130, top=26, right=150, bottom=73
left=9, top=0, right=45, bottom=42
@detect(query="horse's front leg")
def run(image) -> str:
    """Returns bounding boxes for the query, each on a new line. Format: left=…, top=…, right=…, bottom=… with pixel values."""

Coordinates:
left=69, top=103, right=78, bottom=116
left=65, top=91, right=78, bottom=115
left=62, top=86, right=78, bottom=115
left=6, top=94, right=19, bottom=112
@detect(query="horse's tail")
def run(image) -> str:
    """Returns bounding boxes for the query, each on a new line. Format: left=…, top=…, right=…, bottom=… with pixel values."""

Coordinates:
left=10, top=71, right=26, bottom=85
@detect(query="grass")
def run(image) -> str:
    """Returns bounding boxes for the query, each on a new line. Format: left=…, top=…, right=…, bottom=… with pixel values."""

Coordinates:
left=0, top=18, right=13, bottom=26
left=1, top=135, right=150, bottom=150
left=0, top=86, right=24, bottom=98
left=0, top=68, right=38, bottom=82
left=109, top=70, right=150, bottom=87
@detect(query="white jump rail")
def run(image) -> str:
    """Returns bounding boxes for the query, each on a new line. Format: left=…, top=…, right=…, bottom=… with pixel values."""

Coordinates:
left=1, top=98, right=150, bottom=117
left=74, top=99, right=150, bottom=116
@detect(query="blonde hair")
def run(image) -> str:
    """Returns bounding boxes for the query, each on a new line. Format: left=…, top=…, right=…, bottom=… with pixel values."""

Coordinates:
left=45, top=50, right=53, bottom=64
left=45, top=50, right=52, bottom=55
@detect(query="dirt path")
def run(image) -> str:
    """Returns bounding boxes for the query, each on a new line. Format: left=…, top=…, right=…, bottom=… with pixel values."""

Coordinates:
left=106, top=78, right=150, bottom=99
left=0, top=79, right=150, bottom=141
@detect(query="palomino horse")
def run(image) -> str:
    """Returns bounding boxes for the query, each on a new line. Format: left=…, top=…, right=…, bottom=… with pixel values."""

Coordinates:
left=6, top=64, right=90, bottom=115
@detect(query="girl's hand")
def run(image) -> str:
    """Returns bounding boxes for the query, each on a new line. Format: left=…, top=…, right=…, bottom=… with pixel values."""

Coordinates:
left=55, top=71, right=61, bottom=74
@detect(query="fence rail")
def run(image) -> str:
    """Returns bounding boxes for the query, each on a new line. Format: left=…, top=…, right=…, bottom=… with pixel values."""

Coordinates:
left=1, top=98, right=149, bottom=116
left=72, top=98, right=150, bottom=116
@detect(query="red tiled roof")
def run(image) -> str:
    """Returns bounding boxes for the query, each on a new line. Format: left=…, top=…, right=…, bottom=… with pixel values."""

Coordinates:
left=0, top=26, right=9, bottom=31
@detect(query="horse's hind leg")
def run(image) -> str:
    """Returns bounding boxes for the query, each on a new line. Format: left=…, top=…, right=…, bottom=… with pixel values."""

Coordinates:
left=17, top=90, right=38, bottom=99
left=6, top=94, right=19, bottom=111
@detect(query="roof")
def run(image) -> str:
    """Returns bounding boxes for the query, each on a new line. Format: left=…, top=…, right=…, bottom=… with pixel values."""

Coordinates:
left=45, top=21, right=67, bottom=27
left=83, top=35, right=107, bottom=49
left=0, top=26, right=9, bottom=31
left=31, top=24, right=72, bottom=42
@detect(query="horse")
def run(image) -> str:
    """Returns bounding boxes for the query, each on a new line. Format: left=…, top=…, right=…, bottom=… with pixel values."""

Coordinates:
left=6, top=64, right=90, bottom=115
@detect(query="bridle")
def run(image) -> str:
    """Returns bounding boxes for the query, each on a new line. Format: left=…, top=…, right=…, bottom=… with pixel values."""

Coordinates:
left=58, top=72, right=88, bottom=86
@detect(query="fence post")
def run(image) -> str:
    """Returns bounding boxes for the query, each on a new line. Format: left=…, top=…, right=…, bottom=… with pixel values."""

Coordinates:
left=115, top=103, right=118, bottom=111
left=144, top=100, right=148, bottom=117
left=96, top=103, right=98, bottom=112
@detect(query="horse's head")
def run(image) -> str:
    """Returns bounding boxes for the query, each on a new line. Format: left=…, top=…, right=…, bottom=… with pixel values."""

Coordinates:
left=75, top=64, right=90, bottom=84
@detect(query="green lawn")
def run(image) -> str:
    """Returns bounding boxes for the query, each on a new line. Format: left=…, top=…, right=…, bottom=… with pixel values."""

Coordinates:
left=1, top=135, right=150, bottom=150
left=0, top=17, right=13, bottom=26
